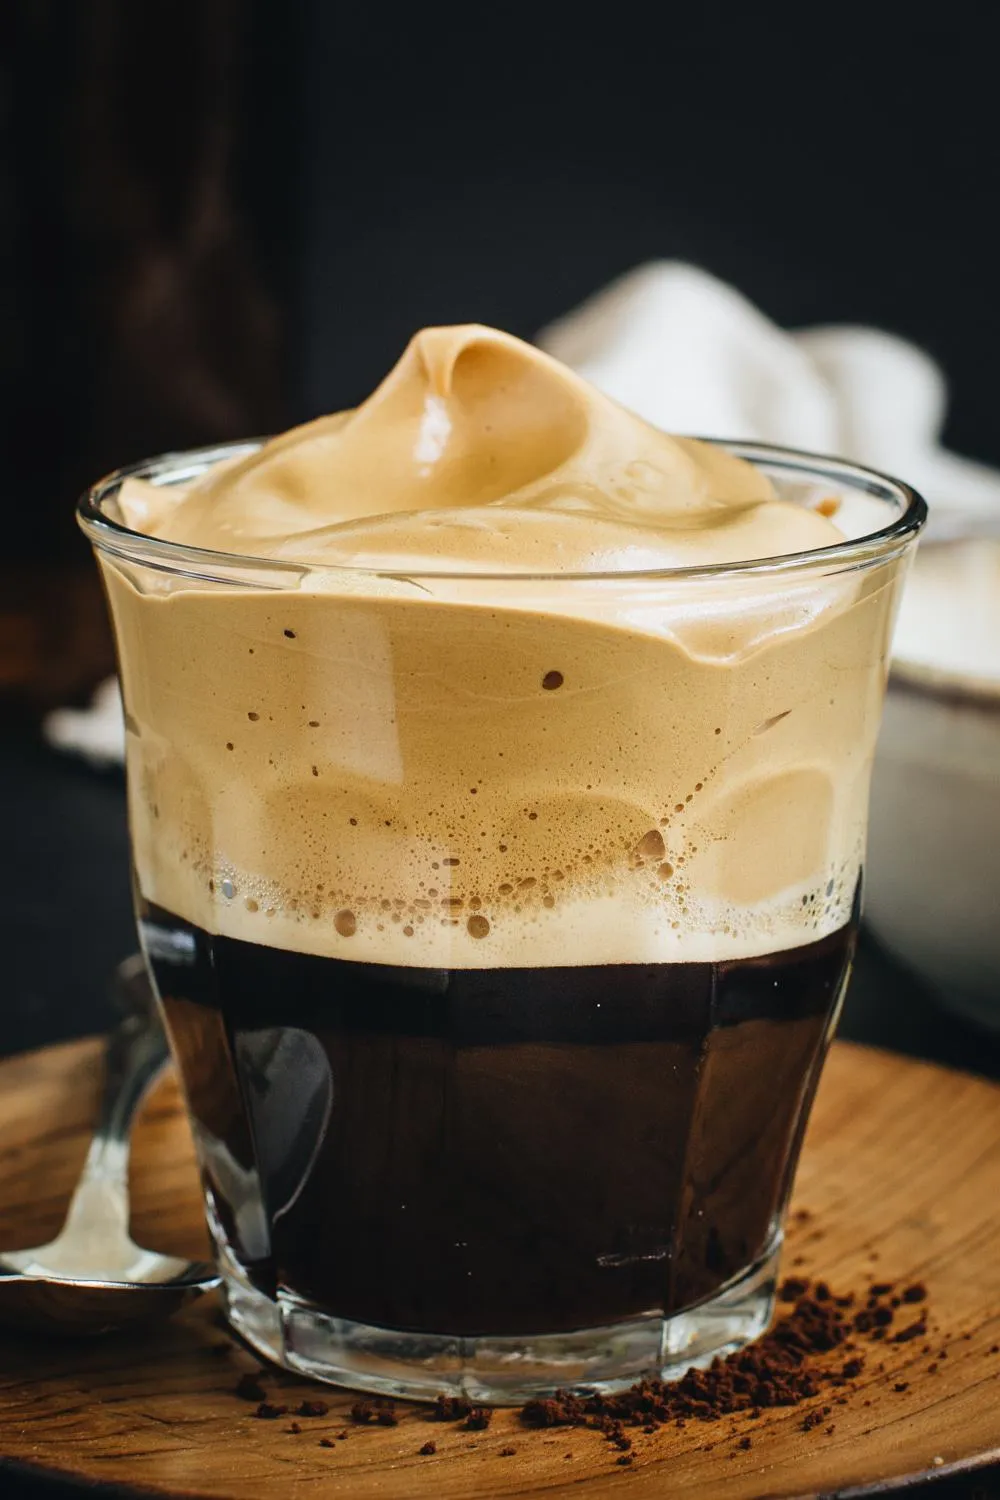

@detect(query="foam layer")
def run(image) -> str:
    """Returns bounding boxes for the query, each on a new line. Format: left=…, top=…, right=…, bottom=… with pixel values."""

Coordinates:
left=118, top=325, right=839, bottom=569
left=100, top=326, right=907, bottom=967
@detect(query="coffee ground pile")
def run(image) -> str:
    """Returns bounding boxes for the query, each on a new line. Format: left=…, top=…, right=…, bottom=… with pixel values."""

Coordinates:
left=514, top=1276, right=928, bottom=1442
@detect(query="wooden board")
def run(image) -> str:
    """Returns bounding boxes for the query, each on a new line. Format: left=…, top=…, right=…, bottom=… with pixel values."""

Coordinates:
left=0, top=1038, right=998, bottom=1499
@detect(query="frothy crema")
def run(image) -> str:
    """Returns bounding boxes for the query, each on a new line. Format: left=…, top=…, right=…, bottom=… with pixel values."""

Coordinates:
left=102, top=325, right=900, bottom=967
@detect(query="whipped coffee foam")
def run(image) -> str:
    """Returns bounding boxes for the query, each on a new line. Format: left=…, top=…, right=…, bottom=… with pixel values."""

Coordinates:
left=118, top=324, right=839, bottom=570
left=101, top=326, right=903, bottom=967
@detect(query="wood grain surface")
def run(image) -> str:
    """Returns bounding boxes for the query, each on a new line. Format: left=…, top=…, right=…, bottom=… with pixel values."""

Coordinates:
left=0, top=1038, right=998, bottom=1499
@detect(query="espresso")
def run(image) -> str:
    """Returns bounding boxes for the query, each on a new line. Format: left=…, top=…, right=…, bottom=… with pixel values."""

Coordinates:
left=142, top=895, right=856, bottom=1338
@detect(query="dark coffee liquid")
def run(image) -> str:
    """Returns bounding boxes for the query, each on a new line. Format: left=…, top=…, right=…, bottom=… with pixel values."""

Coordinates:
left=141, top=898, right=855, bottom=1337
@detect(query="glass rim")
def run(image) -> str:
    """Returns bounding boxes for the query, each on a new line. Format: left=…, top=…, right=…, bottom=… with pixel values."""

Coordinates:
left=77, top=436, right=928, bottom=586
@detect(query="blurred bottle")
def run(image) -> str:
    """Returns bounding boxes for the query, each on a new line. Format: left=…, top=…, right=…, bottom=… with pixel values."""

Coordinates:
left=1, top=0, right=293, bottom=712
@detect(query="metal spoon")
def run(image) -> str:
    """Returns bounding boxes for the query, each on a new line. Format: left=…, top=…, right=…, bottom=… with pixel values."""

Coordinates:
left=0, top=956, right=220, bottom=1333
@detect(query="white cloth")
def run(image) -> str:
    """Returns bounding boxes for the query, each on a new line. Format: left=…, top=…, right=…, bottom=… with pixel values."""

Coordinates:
left=44, top=675, right=125, bottom=769
left=540, top=261, right=1000, bottom=527
left=49, top=262, right=1000, bottom=768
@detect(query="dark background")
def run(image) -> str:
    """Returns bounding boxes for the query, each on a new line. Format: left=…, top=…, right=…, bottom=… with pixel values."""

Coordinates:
left=2, top=2, right=1000, bottom=1495
left=6, top=2, right=1000, bottom=573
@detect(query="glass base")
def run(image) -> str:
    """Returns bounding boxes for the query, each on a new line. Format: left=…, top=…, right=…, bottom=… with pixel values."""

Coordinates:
left=221, top=1235, right=781, bottom=1406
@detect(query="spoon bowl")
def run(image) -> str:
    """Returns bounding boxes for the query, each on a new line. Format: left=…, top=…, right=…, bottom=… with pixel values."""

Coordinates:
left=0, top=1261, right=218, bottom=1335
left=0, top=957, right=220, bottom=1335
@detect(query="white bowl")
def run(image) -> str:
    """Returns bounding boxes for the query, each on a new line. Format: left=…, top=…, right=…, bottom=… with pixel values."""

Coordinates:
left=866, top=535, right=1000, bottom=1028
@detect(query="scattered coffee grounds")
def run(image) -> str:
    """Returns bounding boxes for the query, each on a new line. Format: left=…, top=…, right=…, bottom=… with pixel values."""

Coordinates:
left=234, top=1373, right=268, bottom=1403
left=254, top=1402, right=289, bottom=1420
left=511, top=1275, right=930, bottom=1448
left=521, top=1394, right=584, bottom=1427
left=238, top=1270, right=937, bottom=1467
left=298, top=1400, right=330, bottom=1418
left=893, top=1319, right=927, bottom=1344
left=350, top=1397, right=398, bottom=1425
left=431, top=1395, right=472, bottom=1422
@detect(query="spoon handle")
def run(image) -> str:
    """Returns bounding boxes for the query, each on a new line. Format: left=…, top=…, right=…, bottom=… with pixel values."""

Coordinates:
left=79, top=967, right=168, bottom=1185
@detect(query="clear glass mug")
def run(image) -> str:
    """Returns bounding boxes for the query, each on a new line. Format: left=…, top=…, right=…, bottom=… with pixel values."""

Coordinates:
left=79, top=442, right=925, bottom=1403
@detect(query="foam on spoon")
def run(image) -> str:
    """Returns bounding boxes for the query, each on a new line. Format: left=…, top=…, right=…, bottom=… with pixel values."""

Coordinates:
left=104, top=326, right=897, bottom=967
